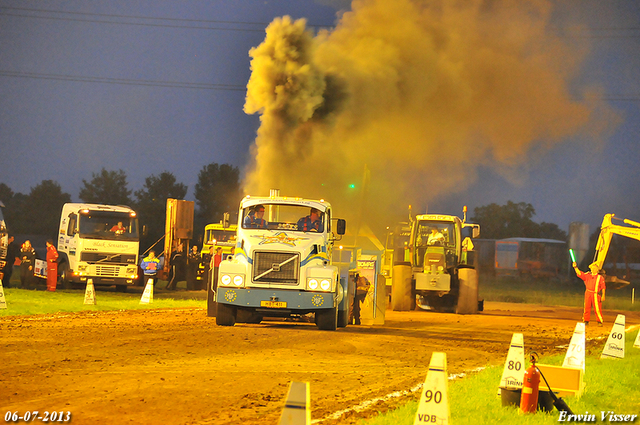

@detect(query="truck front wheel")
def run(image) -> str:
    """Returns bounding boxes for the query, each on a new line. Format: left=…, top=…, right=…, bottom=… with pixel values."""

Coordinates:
left=216, top=303, right=236, bottom=326
left=316, top=307, right=338, bottom=331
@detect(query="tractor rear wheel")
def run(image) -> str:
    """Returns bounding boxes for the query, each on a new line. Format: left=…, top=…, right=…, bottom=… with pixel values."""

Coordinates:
left=391, top=262, right=413, bottom=311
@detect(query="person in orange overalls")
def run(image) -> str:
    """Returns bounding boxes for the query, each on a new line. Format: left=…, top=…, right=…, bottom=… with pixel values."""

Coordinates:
left=573, top=262, right=606, bottom=326
left=46, top=239, right=59, bottom=292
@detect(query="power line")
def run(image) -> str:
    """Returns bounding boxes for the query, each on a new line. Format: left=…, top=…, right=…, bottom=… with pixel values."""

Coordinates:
left=0, top=70, right=247, bottom=91
left=0, top=11, right=266, bottom=32
left=2, top=70, right=638, bottom=102
left=0, top=6, right=335, bottom=31
left=0, top=5, right=271, bottom=26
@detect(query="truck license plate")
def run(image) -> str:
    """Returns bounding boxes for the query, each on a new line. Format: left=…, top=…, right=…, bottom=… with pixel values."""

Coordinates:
left=260, top=300, right=287, bottom=308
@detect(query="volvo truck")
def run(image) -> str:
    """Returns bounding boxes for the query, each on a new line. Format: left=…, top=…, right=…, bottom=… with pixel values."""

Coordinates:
left=57, top=203, right=140, bottom=290
left=214, top=194, right=348, bottom=330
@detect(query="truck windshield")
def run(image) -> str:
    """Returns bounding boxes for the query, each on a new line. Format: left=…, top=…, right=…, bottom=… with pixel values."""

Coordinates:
left=415, top=221, right=455, bottom=247
left=78, top=211, right=139, bottom=240
left=205, top=229, right=236, bottom=245
left=242, top=204, right=325, bottom=233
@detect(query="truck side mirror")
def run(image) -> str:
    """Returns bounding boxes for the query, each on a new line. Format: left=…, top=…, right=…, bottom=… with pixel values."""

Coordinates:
left=336, top=219, right=346, bottom=235
left=142, top=225, right=148, bottom=237
left=472, top=226, right=480, bottom=238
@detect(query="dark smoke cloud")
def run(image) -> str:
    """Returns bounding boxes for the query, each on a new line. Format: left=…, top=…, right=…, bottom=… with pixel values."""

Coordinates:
left=243, top=0, right=620, bottom=232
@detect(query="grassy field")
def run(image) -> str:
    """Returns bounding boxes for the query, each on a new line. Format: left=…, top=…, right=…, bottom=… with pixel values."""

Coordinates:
left=480, top=276, right=640, bottom=311
left=362, top=332, right=640, bottom=424
left=0, top=277, right=206, bottom=317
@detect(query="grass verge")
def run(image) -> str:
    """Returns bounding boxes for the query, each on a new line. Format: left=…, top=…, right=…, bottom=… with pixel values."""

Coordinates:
left=361, top=332, right=640, bottom=424
left=0, top=287, right=205, bottom=316
left=480, top=278, right=640, bottom=312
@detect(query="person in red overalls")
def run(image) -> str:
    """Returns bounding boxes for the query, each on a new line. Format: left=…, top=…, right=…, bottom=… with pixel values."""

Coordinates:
left=211, top=247, right=223, bottom=292
left=45, top=239, right=59, bottom=292
left=573, top=261, right=606, bottom=326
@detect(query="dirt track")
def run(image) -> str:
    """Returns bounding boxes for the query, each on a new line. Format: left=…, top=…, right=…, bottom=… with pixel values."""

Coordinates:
left=1, top=301, right=636, bottom=425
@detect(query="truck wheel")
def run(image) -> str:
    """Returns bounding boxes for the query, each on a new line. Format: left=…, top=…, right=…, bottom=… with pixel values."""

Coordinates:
left=207, top=285, right=216, bottom=317
left=337, top=278, right=349, bottom=327
left=316, top=307, right=338, bottom=331
left=456, top=268, right=478, bottom=314
left=216, top=303, right=236, bottom=326
left=392, top=263, right=413, bottom=311
left=59, top=263, right=72, bottom=290
left=337, top=308, right=348, bottom=328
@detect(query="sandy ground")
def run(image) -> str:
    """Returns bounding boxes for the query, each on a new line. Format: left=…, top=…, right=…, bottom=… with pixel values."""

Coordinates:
left=1, top=298, right=637, bottom=425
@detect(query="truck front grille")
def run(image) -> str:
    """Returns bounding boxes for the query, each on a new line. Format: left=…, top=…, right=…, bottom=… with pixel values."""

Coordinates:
left=253, top=251, right=299, bottom=284
left=95, top=266, right=119, bottom=277
left=81, top=252, right=136, bottom=264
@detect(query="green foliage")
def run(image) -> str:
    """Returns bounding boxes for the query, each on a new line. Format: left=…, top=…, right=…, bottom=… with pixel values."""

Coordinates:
left=472, top=201, right=567, bottom=241
left=194, top=163, right=242, bottom=225
left=0, top=180, right=71, bottom=238
left=0, top=182, right=14, bottom=204
left=134, top=171, right=188, bottom=250
left=79, top=168, right=132, bottom=205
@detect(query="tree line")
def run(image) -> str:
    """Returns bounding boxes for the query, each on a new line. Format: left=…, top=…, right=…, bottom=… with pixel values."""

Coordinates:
left=471, top=200, right=568, bottom=241
left=0, top=163, right=242, bottom=251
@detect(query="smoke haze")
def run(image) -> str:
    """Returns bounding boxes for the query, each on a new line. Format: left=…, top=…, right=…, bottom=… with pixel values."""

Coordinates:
left=243, top=0, right=620, bottom=232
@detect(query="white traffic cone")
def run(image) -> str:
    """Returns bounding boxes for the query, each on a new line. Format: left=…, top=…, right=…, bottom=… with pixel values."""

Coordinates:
left=601, top=314, right=625, bottom=359
left=634, top=328, right=640, bottom=349
left=279, top=381, right=310, bottom=425
left=498, top=333, right=525, bottom=395
left=83, top=279, right=96, bottom=305
left=0, top=280, right=7, bottom=309
left=563, top=322, right=586, bottom=371
left=414, top=352, right=450, bottom=425
left=140, top=278, right=154, bottom=305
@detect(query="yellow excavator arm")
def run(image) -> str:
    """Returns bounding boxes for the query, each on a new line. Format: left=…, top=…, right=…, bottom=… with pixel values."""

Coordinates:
left=592, top=214, right=640, bottom=288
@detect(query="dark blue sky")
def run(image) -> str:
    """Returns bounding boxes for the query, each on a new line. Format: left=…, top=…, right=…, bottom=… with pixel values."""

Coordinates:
left=0, top=0, right=638, bottom=234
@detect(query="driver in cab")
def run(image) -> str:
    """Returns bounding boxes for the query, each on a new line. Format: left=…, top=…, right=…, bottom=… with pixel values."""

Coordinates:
left=110, top=221, right=126, bottom=235
left=297, top=208, right=322, bottom=232
left=427, top=226, right=445, bottom=245
left=243, top=205, right=267, bottom=229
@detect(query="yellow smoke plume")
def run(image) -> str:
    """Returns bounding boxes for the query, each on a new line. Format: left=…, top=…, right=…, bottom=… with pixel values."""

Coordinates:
left=243, top=0, right=619, bottom=232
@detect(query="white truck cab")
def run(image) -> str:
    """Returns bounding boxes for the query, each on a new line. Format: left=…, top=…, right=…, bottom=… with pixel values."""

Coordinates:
left=214, top=195, right=348, bottom=330
left=58, top=203, right=140, bottom=290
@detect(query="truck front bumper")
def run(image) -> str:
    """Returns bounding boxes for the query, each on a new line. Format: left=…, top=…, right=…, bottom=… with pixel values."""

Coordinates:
left=218, top=287, right=335, bottom=311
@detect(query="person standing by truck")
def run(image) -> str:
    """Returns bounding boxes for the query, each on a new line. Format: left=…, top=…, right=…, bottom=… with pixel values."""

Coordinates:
left=45, top=239, right=58, bottom=292
left=141, top=250, right=161, bottom=285
left=166, top=243, right=186, bottom=290
left=19, top=240, right=36, bottom=289
left=186, top=245, right=200, bottom=290
left=573, top=261, right=606, bottom=326
left=2, top=235, right=19, bottom=288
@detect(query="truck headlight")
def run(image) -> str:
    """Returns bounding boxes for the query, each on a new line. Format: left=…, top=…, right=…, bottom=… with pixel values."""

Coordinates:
left=320, top=279, right=331, bottom=291
left=233, top=275, right=244, bottom=287
left=221, top=274, right=232, bottom=286
left=307, top=277, right=332, bottom=292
